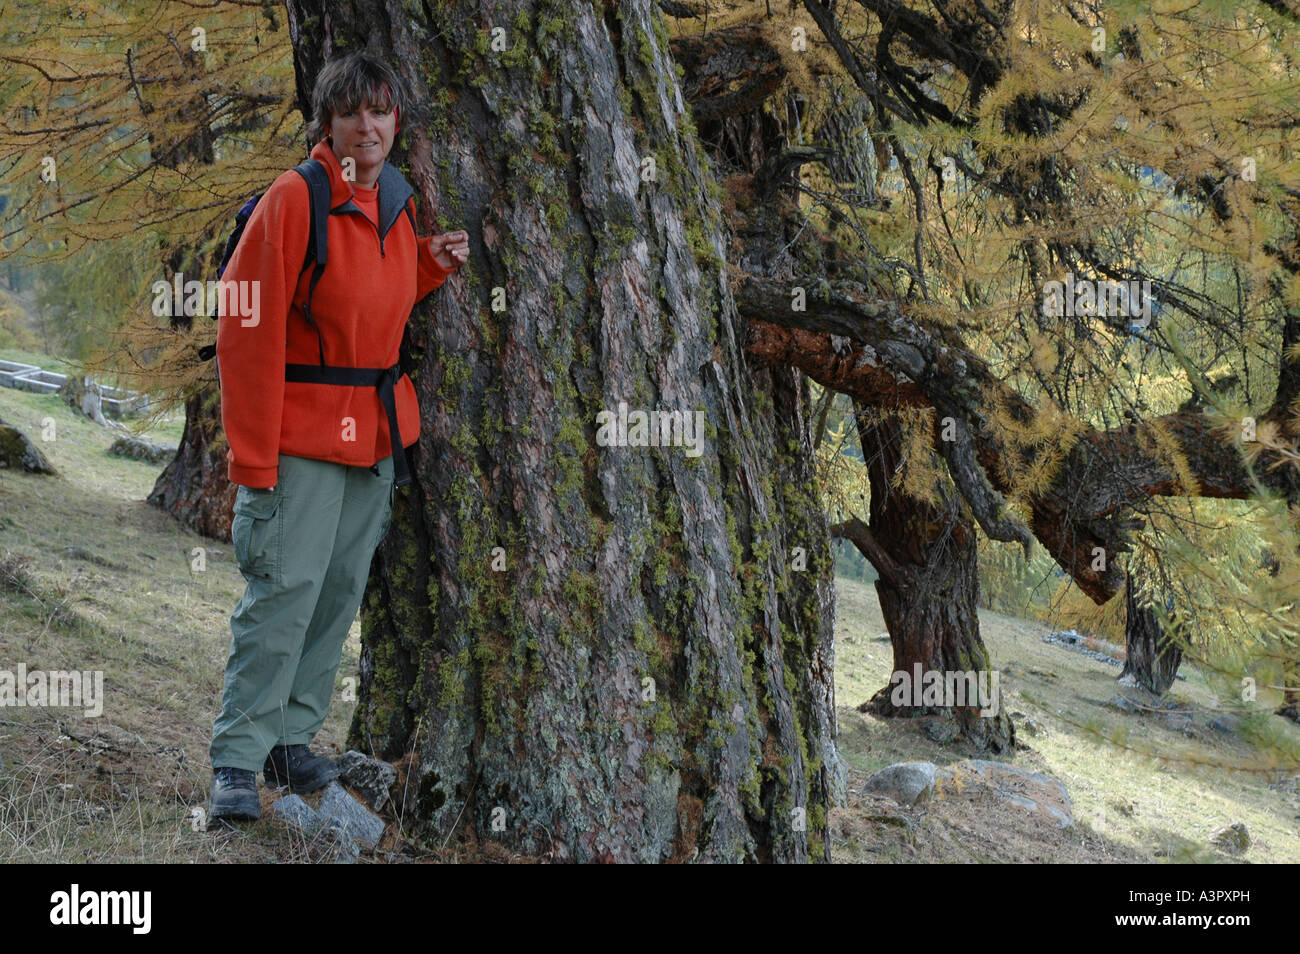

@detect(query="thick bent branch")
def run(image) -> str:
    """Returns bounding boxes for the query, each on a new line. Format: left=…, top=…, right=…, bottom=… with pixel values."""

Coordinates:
left=830, top=516, right=903, bottom=586
left=737, top=273, right=1296, bottom=603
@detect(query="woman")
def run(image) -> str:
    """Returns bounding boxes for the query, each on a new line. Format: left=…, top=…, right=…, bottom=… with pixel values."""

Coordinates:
left=208, top=51, right=468, bottom=821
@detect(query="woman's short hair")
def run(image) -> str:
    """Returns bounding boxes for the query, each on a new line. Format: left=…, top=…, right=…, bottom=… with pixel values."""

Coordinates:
left=306, top=51, right=409, bottom=144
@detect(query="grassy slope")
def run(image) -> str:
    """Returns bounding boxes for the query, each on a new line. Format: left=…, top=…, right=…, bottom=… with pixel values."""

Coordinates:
left=2, top=381, right=1297, bottom=862
left=830, top=576, right=1300, bottom=863
left=0, top=385, right=365, bottom=862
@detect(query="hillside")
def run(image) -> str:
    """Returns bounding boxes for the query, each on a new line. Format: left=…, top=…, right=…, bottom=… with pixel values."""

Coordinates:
left=1, top=380, right=1298, bottom=862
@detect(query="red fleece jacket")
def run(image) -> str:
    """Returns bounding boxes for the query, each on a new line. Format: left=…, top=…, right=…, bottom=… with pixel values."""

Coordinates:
left=216, top=140, right=455, bottom=487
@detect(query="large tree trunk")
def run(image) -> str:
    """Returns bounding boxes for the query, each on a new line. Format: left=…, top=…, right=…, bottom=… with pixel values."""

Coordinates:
left=839, top=412, right=1014, bottom=752
left=1118, top=572, right=1182, bottom=695
left=284, top=0, right=844, bottom=862
left=147, top=384, right=236, bottom=541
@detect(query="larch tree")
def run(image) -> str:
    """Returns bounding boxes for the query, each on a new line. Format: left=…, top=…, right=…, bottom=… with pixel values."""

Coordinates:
left=281, top=0, right=844, bottom=861
left=0, top=0, right=299, bottom=538
left=732, top=0, right=1300, bottom=721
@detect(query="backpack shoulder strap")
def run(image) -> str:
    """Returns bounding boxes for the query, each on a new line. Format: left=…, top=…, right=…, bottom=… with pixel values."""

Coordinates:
left=291, top=158, right=332, bottom=366
left=292, top=158, right=331, bottom=271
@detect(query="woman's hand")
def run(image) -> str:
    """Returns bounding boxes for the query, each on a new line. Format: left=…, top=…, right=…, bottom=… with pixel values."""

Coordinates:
left=429, top=230, right=469, bottom=271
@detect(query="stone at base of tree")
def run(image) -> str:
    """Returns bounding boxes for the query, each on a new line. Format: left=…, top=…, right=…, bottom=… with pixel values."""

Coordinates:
left=921, top=717, right=961, bottom=744
left=1209, top=714, right=1242, bottom=734
left=0, top=422, right=57, bottom=474
left=109, top=436, right=177, bottom=464
left=1209, top=822, right=1250, bottom=856
left=861, top=761, right=936, bottom=806
left=318, top=781, right=385, bottom=848
left=337, top=750, right=398, bottom=812
left=269, top=793, right=361, bottom=864
left=270, top=793, right=321, bottom=832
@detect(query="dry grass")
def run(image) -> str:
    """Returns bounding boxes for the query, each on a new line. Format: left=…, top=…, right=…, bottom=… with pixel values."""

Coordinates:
left=4, top=381, right=1298, bottom=863
left=830, top=575, right=1300, bottom=863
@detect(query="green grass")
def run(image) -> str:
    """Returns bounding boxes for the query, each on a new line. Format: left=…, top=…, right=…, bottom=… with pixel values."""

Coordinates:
left=0, top=351, right=185, bottom=447
left=0, top=348, right=77, bottom=375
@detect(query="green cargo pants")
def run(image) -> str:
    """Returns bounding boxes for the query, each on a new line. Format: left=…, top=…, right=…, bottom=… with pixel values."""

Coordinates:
left=209, top=453, right=394, bottom=771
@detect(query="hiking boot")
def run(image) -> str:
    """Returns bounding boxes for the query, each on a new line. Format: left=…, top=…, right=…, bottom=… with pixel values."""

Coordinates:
left=209, top=766, right=260, bottom=821
left=262, top=744, right=339, bottom=793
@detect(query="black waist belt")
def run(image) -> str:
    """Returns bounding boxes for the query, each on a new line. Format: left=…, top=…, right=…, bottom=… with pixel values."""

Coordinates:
left=284, top=362, right=412, bottom=487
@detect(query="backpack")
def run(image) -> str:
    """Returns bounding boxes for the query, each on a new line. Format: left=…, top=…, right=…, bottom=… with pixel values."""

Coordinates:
left=197, top=158, right=331, bottom=363
left=197, top=158, right=417, bottom=364
left=198, top=157, right=419, bottom=488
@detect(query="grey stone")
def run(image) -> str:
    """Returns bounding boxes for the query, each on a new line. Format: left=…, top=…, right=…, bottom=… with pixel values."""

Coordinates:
left=318, top=780, right=385, bottom=848
left=1209, top=715, right=1241, bottom=734
left=324, top=826, right=361, bottom=864
left=0, top=422, right=57, bottom=475
left=862, top=761, right=937, bottom=806
left=270, top=794, right=324, bottom=834
left=1210, top=822, right=1250, bottom=856
left=337, top=750, right=398, bottom=812
left=921, top=717, right=960, bottom=744
left=270, top=794, right=364, bottom=863
left=108, top=436, right=176, bottom=464
left=1106, top=694, right=1144, bottom=713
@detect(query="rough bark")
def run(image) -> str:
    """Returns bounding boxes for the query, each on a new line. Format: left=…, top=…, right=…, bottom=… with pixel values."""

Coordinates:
left=1117, top=573, right=1183, bottom=695
left=147, top=384, right=235, bottom=541
left=283, top=0, right=843, bottom=862
left=836, top=412, right=1013, bottom=751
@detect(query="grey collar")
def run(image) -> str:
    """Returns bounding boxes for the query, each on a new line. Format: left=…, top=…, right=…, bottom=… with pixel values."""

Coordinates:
left=330, top=161, right=414, bottom=242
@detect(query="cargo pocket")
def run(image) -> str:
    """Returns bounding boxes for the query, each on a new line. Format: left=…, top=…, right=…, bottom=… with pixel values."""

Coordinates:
left=232, top=485, right=285, bottom=583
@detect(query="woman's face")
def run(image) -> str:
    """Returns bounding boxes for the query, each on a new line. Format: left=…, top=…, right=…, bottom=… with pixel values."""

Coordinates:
left=327, top=98, right=396, bottom=188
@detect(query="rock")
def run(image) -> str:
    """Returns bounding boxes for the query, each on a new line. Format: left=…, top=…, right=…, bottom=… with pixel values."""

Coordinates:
left=938, top=759, right=1075, bottom=829
left=337, top=750, right=398, bottom=812
left=270, top=793, right=361, bottom=863
left=1210, top=822, right=1250, bottom=856
left=270, top=794, right=323, bottom=834
left=0, top=421, right=57, bottom=474
left=318, top=780, right=385, bottom=848
left=921, top=717, right=960, bottom=744
left=108, top=436, right=176, bottom=464
left=1268, top=775, right=1299, bottom=794
left=862, top=761, right=936, bottom=807
left=872, top=632, right=891, bottom=642
left=1209, top=714, right=1241, bottom=734
left=1106, top=693, right=1144, bottom=713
